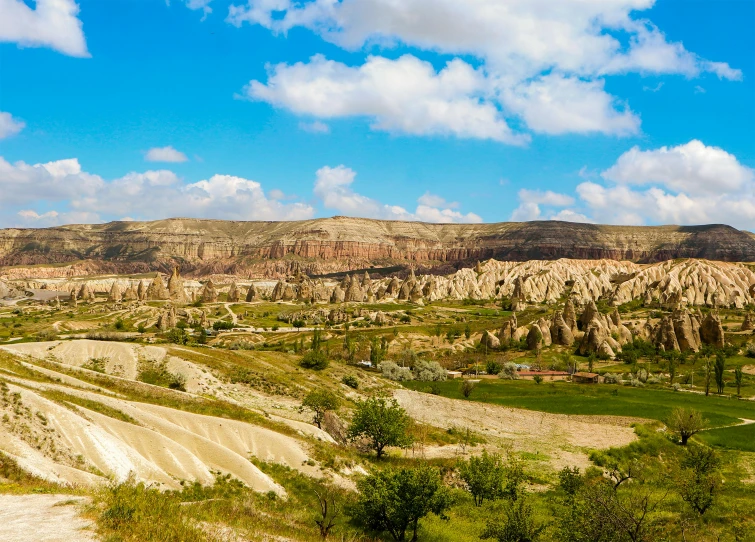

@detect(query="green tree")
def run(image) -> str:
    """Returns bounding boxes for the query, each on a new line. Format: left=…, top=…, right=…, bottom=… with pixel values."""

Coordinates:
left=347, top=397, right=413, bottom=458
left=714, top=352, right=726, bottom=394
left=301, top=390, right=340, bottom=429
left=301, top=350, right=329, bottom=370
left=464, top=322, right=472, bottom=339
left=666, top=407, right=705, bottom=445
left=678, top=445, right=720, bottom=516
left=460, top=379, right=476, bottom=399
left=734, top=366, right=744, bottom=397
left=293, top=319, right=305, bottom=330
left=481, top=497, right=543, bottom=542
left=458, top=450, right=506, bottom=506
left=351, top=465, right=452, bottom=542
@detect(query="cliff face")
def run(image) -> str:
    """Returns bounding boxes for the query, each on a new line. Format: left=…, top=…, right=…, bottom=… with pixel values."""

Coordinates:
left=1, top=217, right=754, bottom=278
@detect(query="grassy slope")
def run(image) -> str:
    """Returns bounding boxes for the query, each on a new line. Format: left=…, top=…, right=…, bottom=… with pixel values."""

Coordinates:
left=403, top=379, right=755, bottom=434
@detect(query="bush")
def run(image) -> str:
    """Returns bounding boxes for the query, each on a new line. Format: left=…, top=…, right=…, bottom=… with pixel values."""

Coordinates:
left=486, top=360, right=503, bottom=375
left=533, top=375, right=543, bottom=385
left=603, top=373, right=621, bottom=384
left=212, top=320, right=234, bottom=331
left=379, top=361, right=413, bottom=381
left=413, top=360, right=447, bottom=382
left=498, top=362, right=519, bottom=380
left=342, top=375, right=359, bottom=389
left=300, top=350, right=329, bottom=370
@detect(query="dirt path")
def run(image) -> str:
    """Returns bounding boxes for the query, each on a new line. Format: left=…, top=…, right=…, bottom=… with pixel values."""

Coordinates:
left=0, top=494, right=97, bottom=541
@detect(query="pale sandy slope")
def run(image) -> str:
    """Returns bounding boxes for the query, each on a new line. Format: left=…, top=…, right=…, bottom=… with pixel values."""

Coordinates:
left=394, top=389, right=641, bottom=469
left=0, top=495, right=96, bottom=542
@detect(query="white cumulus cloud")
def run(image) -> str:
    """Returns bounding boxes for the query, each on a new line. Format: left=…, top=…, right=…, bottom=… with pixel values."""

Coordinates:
left=0, top=156, right=314, bottom=227
left=248, top=55, right=527, bottom=144
left=0, top=0, right=89, bottom=57
left=313, top=165, right=482, bottom=223
left=0, top=111, right=25, bottom=139
left=145, top=146, right=189, bottom=163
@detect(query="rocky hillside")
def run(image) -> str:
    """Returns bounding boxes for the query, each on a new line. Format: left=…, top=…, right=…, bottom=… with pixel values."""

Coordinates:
left=2, top=217, right=755, bottom=278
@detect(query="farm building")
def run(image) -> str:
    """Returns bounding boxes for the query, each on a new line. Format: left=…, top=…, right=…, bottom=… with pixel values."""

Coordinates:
left=572, top=372, right=600, bottom=383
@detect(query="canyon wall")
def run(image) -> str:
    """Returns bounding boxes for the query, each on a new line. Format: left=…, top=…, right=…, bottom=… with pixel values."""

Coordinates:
left=1, top=217, right=755, bottom=278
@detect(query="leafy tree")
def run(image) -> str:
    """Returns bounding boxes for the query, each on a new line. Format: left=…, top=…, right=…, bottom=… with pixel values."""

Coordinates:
left=292, top=319, right=306, bottom=330
left=666, top=407, right=705, bottom=445
left=734, top=366, right=744, bottom=397
left=301, top=390, right=340, bottom=429
left=460, top=380, right=476, bottom=399
left=481, top=497, right=543, bottom=542
left=347, top=397, right=413, bottom=458
left=458, top=450, right=506, bottom=506
left=558, top=466, right=583, bottom=498
left=464, top=322, right=472, bottom=339
left=351, top=465, right=452, bottom=542
left=486, top=360, right=503, bottom=376
left=301, top=350, right=329, bottom=370
left=714, top=352, right=726, bottom=394
left=165, top=327, right=188, bottom=345
left=311, top=328, right=323, bottom=352
left=678, top=445, right=720, bottom=516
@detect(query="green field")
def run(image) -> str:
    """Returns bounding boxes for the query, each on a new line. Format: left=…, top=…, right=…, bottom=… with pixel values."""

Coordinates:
left=402, top=379, right=755, bottom=438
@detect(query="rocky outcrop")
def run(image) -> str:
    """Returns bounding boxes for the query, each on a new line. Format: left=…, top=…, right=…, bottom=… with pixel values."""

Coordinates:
left=137, top=280, right=147, bottom=301
left=146, top=275, right=169, bottom=300
left=167, top=267, right=188, bottom=303
left=700, top=312, right=725, bottom=348
left=78, top=282, right=95, bottom=302
left=550, top=311, right=574, bottom=346
left=3, top=218, right=755, bottom=278
left=245, top=284, right=257, bottom=302
left=480, top=330, right=500, bottom=349
left=107, top=282, right=122, bottom=303
left=123, top=283, right=138, bottom=301
left=526, top=325, right=544, bottom=350
left=498, top=314, right=518, bottom=344
left=201, top=279, right=218, bottom=302
left=227, top=281, right=240, bottom=303
left=741, top=313, right=754, bottom=331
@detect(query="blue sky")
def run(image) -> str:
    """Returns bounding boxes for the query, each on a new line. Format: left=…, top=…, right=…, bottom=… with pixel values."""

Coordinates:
left=0, top=0, right=753, bottom=228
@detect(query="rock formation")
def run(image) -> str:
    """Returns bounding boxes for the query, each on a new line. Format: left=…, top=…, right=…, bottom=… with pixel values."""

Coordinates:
left=78, top=282, right=95, bottom=302
left=742, top=313, right=754, bottom=331
left=146, top=274, right=169, bottom=300
left=550, top=311, right=574, bottom=346
left=227, top=281, right=240, bottom=303
left=123, top=283, right=138, bottom=301
left=137, top=280, right=147, bottom=301
left=526, top=325, right=544, bottom=350
left=167, top=267, right=188, bottom=303
left=201, top=279, right=218, bottom=303
left=245, top=284, right=257, bottom=302
left=108, top=282, right=122, bottom=303
left=700, top=312, right=725, bottom=348
left=480, top=330, right=500, bottom=349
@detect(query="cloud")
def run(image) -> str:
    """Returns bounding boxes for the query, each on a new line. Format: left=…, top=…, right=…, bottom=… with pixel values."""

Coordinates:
left=228, top=0, right=739, bottom=81
left=230, top=0, right=740, bottom=141
left=417, top=192, right=458, bottom=209
left=298, top=120, right=331, bottom=134
left=501, top=74, right=640, bottom=136
left=313, top=165, right=482, bottom=223
left=0, top=0, right=89, bottom=57
left=0, top=156, right=314, bottom=226
left=510, top=188, right=580, bottom=222
left=0, top=111, right=25, bottom=139
left=248, top=55, right=528, bottom=144
left=145, top=146, right=189, bottom=163
left=534, top=141, right=755, bottom=228
left=601, top=140, right=753, bottom=195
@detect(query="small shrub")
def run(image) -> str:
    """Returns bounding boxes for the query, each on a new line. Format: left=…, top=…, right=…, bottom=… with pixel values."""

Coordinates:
left=533, top=375, right=543, bottom=385
left=342, top=375, right=359, bottom=389
left=379, top=361, right=413, bottom=381
left=413, top=360, right=447, bottom=382
left=498, top=362, right=519, bottom=380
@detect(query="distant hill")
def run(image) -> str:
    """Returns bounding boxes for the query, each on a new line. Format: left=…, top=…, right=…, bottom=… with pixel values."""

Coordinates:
left=2, top=217, right=755, bottom=277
